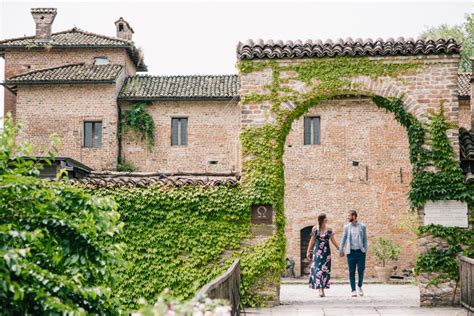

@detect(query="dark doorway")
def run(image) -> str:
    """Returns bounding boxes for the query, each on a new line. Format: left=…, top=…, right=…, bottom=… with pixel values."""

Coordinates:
left=300, top=226, right=313, bottom=276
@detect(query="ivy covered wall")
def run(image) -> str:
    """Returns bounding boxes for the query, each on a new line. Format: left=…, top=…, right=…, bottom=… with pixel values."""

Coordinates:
left=237, top=55, right=473, bottom=306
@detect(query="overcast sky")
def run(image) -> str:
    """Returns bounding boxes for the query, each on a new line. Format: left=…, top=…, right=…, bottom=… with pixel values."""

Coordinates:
left=0, top=0, right=472, bottom=122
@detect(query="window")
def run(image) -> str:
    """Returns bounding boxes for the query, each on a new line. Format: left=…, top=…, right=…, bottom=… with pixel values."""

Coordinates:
left=94, top=57, right=110, bottom=65
left=118, top=23, right=124, bottom=32
left=84, top=121, right=102, bottom=148
left=171, top=118, right=188, bottom=146
left=304, top=117, right=320, bottom=145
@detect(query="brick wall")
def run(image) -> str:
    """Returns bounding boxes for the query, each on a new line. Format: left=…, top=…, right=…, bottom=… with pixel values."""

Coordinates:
left=3, top=47, right=136, bottom=120
left=241, top=55, right=461, bottom=146
left=15, top=82, right=123, bottom=170
left=283, top=97, right=415, bottom=278
left=459, top=99, right=471, bottom=130
left=240, top=55, right=461, bottom=281
left=120, top=100, right=240, bottom=173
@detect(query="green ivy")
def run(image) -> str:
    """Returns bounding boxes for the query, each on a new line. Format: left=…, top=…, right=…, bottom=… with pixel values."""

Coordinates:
left=87, top=185, right=252, bottom=310
left=119, top=103, right=155, bottom=151
left=0, top=115, right=124, bottom=315
left=238, top=57, right=473, bottom=300
left=415, top=224, right=474, bottom=282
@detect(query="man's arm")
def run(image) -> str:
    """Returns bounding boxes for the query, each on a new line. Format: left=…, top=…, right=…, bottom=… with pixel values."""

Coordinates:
left=363, top=225, right=368, bottom=251
left=339, top=225, right=347, bottom=253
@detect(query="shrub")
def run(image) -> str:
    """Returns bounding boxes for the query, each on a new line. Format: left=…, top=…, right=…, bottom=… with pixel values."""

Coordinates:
left=0, top=115, right=124, bottom=314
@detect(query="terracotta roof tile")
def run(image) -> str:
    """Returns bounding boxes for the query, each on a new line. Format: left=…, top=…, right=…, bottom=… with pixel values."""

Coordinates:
left=76, top=173, right=239, bottom=188
left=458, top=73, right=471, bottom=98
left=5, top=63, right=123, bottom=84
left=119, top=74, right=240, bottom=100
left=237, top=38, right=460, bottom=60
left=0, top=28, right=146, bottom=71
left=460, top=128, right=474, bottom=161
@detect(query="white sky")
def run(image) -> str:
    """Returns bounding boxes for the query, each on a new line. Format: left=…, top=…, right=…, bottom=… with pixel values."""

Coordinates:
left=0, top=0, right=473, bottom=123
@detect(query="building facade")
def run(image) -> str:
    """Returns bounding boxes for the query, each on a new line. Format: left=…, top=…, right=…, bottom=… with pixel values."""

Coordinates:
left=1, top=8, right=473, bottom=278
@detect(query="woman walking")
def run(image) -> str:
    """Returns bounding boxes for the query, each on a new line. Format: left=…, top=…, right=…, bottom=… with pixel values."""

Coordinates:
left=306, top=213, right=341, bottom=297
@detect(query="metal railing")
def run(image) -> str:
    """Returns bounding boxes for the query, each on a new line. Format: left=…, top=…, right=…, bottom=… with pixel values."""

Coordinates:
left=194, top=259, right=241, bottom=316
left=459, top=255, right=474, bottom=312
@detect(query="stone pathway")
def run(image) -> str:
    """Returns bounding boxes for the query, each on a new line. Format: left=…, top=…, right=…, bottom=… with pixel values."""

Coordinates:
left=243, top=284, right=468, bottom=315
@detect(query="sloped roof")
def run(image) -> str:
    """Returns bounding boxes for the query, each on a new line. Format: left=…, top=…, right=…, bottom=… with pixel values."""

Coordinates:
left=119, top=74, right=240, bottom=100
left=6, top=63, right=123, bottom=83
left=458, top=73, right=471, bottom=99
left=460, top=128, right=474, bottom=161
left=0, top=27, right=146, bottom=71
left=3, top=63, right=123, bottom=94
left=237, top=38, right=460, bottom=60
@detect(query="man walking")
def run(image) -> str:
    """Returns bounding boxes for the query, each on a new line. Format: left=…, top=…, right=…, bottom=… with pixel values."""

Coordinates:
left=339, top=210, right=368, bottom=297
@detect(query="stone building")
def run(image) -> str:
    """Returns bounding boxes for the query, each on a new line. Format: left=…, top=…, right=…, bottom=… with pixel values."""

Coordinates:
left=1, top=8, right=473, bottom=281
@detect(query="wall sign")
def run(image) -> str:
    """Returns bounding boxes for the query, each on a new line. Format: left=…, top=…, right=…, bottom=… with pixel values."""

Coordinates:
left=251, top=204, right=274, bottom=225
left=423, top=200, right=468, bottom=228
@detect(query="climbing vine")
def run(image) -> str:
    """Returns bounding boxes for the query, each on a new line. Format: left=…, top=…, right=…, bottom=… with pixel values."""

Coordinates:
left=237, top=56, right=473, bottom=303
left=86, top=184, right=251, bottom=310
left=119, top=103, right=155, bottom=151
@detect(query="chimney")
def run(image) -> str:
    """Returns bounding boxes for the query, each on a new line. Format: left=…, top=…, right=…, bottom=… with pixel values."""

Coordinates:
left=115, top=17, right=134, bottom=40
left=31, top=8, right=57, bottom=42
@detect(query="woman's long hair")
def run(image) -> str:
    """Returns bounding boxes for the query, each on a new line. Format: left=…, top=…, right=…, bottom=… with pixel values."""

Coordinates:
left=318, top=213, right=327, bottom=231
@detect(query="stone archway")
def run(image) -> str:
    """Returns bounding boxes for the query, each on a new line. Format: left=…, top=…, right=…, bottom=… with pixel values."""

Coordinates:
left=238, top=55, right=462, bottom=306
left=283, top=96, right=415, bottom=278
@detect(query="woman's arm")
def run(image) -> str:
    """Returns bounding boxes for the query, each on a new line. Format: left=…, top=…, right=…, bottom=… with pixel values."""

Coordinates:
left=330, top=231, right=339, bottom=249
left=306, top=236, right=315, bottom=261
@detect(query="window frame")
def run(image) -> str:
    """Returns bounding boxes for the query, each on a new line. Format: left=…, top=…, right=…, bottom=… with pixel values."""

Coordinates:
left=171, top=117, right=188, bottom=147
left=83, top=121, right=103, bottom=148
left=303, top=116, right=321, bottom=145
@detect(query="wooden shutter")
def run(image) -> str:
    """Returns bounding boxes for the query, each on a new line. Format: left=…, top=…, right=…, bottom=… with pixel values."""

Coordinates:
left=304, top=117, right=311, bottom=145
left=313, top=117, right=320, bottom=145
left=180, top=118, right=188, bottom=146
left=171, top=118, right=179, bottom=146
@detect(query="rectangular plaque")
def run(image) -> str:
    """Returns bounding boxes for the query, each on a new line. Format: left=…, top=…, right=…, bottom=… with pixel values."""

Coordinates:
left=251, top=204, right=274, bottom=225
left=423, top=200, right=468, bottom=228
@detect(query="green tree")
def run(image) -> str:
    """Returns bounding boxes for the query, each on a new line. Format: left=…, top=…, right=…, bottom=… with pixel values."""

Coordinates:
left=0, top=115, right=124, bottom=314
left=420, top=13, right=474, bottom=72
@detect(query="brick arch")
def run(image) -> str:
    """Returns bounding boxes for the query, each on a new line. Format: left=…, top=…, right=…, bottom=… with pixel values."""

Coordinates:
left=281, top=93, right=418, bottom=278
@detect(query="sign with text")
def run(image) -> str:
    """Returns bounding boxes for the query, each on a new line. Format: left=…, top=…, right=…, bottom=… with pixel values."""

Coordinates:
left=423, top=200, right=468, bottom=228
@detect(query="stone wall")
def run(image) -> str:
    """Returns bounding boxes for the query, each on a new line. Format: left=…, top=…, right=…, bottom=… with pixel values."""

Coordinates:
left=417, top=233, right=460, bottom=306
left=119, top=100, right=240, bottom=173
left=3, top=47, right=136, bottom=121
left=283, top=97, right=415, bottom=278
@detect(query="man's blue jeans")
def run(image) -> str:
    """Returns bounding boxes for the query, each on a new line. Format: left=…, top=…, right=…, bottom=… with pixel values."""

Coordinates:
left=347, top=249, right=366, bottom=291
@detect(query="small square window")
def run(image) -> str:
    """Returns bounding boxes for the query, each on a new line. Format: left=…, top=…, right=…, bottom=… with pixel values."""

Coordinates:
left=171, top=118, right=188, bottom=146
left=84, top=121, right=102, bottom=148
left=94, top=57, right=110, bottom=65
left=304, top=117, right=320, bottom=145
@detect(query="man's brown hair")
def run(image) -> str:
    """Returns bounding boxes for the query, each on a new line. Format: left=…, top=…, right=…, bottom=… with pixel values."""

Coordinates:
left=349, top=210, right=358, bottom=218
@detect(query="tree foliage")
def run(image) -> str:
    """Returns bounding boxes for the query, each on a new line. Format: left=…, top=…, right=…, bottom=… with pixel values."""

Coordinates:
left=0, top=115, right=124, bottom=315
left=420, top=13, right=474, bottom=72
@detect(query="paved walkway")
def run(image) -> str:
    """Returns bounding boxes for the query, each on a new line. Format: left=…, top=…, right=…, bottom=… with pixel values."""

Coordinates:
left=244, top=284, right=469, bottom=315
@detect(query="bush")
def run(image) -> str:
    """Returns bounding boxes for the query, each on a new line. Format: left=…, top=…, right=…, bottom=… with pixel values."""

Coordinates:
left=372, top=237, right=401, bottom=267
left=0, top=115, right=124, bottom=314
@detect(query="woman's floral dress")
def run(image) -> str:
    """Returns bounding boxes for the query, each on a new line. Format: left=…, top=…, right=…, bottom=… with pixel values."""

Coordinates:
left=309, top=229, right=332, bottom=289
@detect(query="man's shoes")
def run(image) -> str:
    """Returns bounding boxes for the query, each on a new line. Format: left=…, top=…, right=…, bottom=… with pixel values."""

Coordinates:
left=351, top=290, right=357, bottom=297
left=357, top=287, right=364, bottom=296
